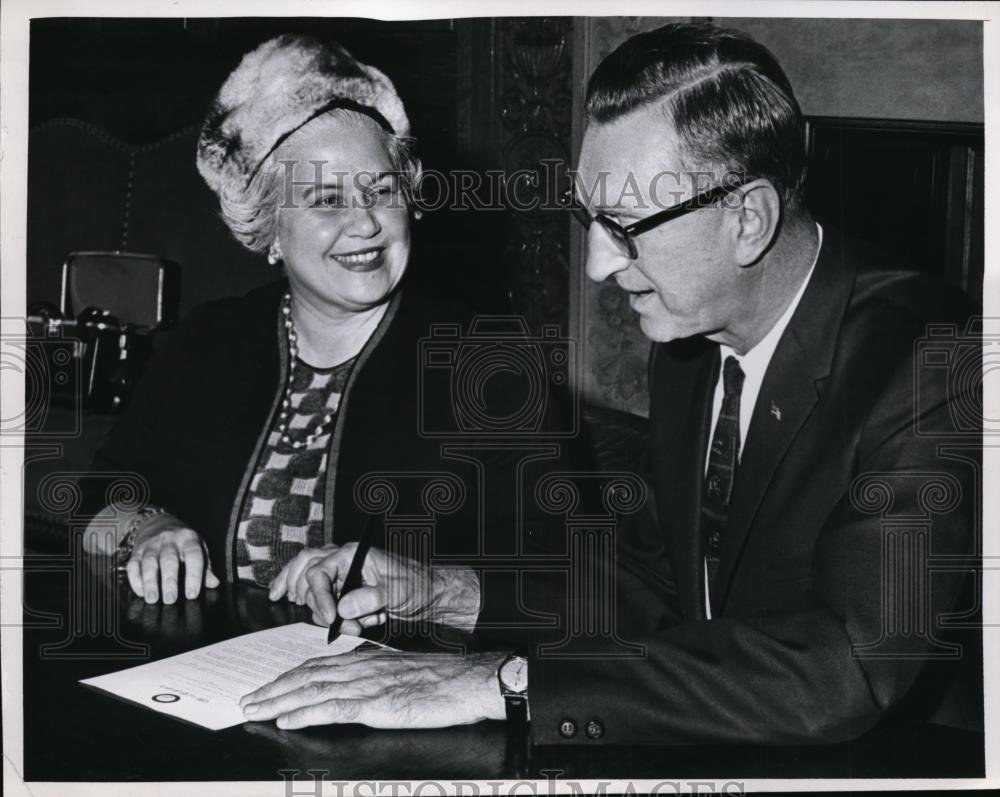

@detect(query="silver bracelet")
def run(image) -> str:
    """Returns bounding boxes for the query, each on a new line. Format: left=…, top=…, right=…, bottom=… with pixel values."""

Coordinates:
left=114, top=506, right=166, bottom=570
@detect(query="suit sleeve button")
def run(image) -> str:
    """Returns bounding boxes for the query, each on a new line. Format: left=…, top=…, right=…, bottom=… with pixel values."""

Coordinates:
left=559, top=719, right=577, bottom=738
left=585, top=719, right=605, bottom=739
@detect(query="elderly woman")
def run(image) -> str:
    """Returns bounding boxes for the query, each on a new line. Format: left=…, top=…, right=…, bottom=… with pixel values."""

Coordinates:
left=81, top=35, right=541, bottom=626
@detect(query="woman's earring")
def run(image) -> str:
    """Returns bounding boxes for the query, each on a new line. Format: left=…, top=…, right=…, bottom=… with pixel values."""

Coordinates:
left=413, top=209, right=423, bottom=221
left=267, top=240, right=282, bottom=265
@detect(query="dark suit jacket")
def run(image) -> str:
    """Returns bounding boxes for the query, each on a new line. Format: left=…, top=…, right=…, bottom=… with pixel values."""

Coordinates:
left=530, top=231, right=981, bottom=745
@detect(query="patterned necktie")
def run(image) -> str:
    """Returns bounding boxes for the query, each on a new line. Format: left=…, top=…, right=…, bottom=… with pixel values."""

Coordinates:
left=702, top=355, right=746, bottom=594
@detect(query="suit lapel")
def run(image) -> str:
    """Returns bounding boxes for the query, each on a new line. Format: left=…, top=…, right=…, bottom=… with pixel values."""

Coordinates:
left=710, top=333, right=818, bottom=609
left=650, top=337, right=718, bottom=620
left=712, top=229, right=857, bottom=612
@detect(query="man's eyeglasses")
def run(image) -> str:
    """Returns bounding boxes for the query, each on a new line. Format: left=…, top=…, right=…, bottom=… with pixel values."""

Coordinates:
left=563, top=179, right=749, bottom=259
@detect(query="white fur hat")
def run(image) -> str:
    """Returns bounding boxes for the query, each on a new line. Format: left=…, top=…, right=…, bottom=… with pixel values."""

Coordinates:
left=197, top=34, right=410, bottom=194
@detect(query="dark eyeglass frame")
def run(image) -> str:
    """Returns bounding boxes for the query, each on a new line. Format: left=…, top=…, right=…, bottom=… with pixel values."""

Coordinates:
left=564, top=178, right=750, bottom=259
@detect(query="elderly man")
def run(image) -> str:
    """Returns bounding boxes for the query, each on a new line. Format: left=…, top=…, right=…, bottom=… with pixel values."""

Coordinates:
left=241, top=22, right=979, bottom=745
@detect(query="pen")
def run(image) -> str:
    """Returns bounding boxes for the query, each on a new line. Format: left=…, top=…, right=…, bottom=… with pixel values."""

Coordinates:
left=327, top=513, right=377, bottom=643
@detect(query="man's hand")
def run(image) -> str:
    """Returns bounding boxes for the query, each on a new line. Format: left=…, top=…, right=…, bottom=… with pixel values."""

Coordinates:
left=240, top=650, right=507, bottom=729
left=125, top=513, right=220, bottom=604
left=268, top=546, right=336, bottom=604
left=300, top=544, right=481, bottom=636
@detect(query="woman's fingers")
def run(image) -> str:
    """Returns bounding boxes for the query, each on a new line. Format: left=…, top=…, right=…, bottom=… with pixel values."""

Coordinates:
left=124, top=525, right=220, bottom=603
left=205, top=565, right=221, bottom=589
left=181, top=541, right=206, bottom=600
left=158, top=542, right=181, bottom=604
left=125, top=557, right=144, bottom=599
left=139, top=552, right=161, bottom=603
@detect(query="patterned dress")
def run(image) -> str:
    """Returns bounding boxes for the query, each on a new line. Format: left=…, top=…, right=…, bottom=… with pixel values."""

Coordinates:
left=234, top=355, right=356, bottom=586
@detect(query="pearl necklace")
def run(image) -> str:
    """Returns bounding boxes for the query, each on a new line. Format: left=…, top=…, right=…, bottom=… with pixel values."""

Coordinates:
left=278, top=293, right=335, bottom=450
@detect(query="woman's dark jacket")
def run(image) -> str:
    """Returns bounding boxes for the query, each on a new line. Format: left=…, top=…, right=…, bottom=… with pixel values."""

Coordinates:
left=82, top=279, right=570, bottom=631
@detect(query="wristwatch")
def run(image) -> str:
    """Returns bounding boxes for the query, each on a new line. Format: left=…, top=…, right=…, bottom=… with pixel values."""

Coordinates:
left=497, top=654, right=529, bottom=725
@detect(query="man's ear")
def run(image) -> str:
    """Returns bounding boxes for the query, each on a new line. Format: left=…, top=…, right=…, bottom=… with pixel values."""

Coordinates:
left=733, top=179, right=781, bottom=267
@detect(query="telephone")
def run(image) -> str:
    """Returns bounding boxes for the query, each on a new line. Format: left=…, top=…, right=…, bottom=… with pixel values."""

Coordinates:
left=26, top=252, right=179, bottom=414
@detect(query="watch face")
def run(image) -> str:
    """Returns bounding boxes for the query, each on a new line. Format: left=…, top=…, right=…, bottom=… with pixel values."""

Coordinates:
left=500, top=655, right=528, bottom=693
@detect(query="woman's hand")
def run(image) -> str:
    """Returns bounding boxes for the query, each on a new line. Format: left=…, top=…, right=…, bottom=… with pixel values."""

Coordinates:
left=268, top=546, right=337, bottom=604
left=300, top=544, right=481, bottom=636
left=125, top=513, right=220, bottom=604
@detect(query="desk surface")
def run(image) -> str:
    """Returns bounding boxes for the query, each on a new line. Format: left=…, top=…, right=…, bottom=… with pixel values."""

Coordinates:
left=21, top=540, right=985, bottom=783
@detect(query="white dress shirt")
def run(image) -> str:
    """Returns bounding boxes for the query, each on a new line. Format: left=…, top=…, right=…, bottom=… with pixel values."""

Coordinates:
left=703, top=224, right=823, bottom=618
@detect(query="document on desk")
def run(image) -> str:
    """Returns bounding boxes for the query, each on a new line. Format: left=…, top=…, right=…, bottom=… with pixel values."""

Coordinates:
left=80, top=622, right=380, bottom=730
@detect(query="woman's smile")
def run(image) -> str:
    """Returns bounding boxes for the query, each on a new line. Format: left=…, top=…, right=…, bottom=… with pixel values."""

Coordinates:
left=331, top=246, right=385, bottom=272
left=274, top=112, right=411, bottom=313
